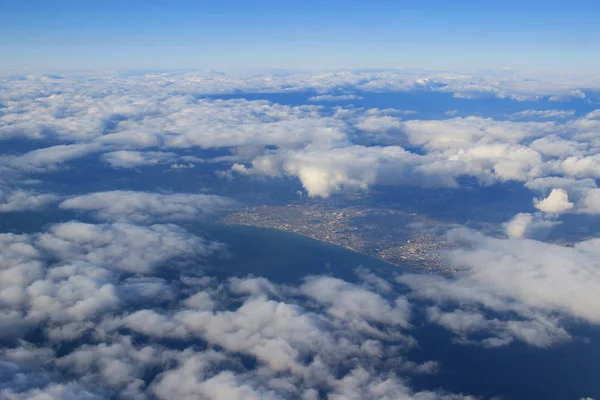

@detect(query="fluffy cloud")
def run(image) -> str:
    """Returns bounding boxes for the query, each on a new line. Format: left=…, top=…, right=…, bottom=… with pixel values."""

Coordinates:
left=524, top=177, right=600, bottom=215
left=7, top=143, right=103, bottom=171
left=0, top=177, right=457, bottom=400
left=503, top=212, right=559, bottom=239
left=2, top=70, right=600, bottom=399
left=0, top=221, right=452, bottom=400
left=586, top=109, right=600, bottom=119
left=512, top=109, right=575, bottom=119
left=35, top=221, right=221, bottom=273
left=60, top=190, right=233, bottom=223
left=101, top=150, right=178, bottom=168
left=299, top=276, right=412, bottom=331
left=307, top=94, right=364, bottom=102
left=553, top=154, right=600, bottom=179
left=425, top=306, right=569, bottom=348
left=0, top=219, right=226, bottom=344
left=579, top=188, right=600, bottom=214
left=0, top=187, right=58, bottom=212
left=399, top=228, right=600, bottom=346
left=106, top=273, right=440, bottom=399
left=2, top=72, right=600, bottom=204
left=533, top=188, right=574, bottom=214
left=401, top=117, right=557, bottom=150
left=529, top=135, right=588, bottom=158
left=233, top=145, right=461, bottom=197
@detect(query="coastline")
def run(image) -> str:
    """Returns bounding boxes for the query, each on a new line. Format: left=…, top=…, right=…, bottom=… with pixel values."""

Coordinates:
left=221, top=221, right=408, bottom=270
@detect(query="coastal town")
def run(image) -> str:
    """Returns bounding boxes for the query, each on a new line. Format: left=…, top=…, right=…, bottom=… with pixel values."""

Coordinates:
left=221, top=202, right=458, bottom=273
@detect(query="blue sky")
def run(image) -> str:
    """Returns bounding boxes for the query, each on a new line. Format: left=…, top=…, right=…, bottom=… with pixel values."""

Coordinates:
left=1, top=0, right=599, bottom=73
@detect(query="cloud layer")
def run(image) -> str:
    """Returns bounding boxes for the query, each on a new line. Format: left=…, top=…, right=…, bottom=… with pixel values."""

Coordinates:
left=0, top=214, right=466, bottom=399
left=399, top=228, right=600, bottom=347
left=1, top=70, right=599, bottom=399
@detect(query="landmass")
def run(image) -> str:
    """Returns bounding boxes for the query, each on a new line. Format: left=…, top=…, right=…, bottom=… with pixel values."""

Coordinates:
left=220, top=202, right=460, bottom=273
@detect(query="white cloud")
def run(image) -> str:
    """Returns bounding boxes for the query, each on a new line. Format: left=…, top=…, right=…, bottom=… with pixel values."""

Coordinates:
left=529, top=135, right=587, bottom=158
left=579, top=188, right=600, bottom=214
left=0, top=187, right=59, bottom=212
left=0, top=212, right=461, bottom=399
left=299, top=276, right=412, bottom=330
left=533, top=188, right=574, bottom=214
left=0, top=218, right=227, bottom=345
left=112, top=275, right=431, bottom=398
left=548, top=89, right=586, bottom=102
left=399, top=228, right=600, bottom=346
left=553, top=154, right=600, bottom=179
left=524, top=177, right=600, bottom=215
left=170, top=162, right=195, bottom=169
left=1, top=381, right=104, bottom=400
left=402, top=117, right=557, bottom=150
left=512, top=109, right=575, bottom=119
left=101, top=150, right=178, bottom=168
left=35, top=221, right=222, bottom=273
left=586, top=109, right=600, bottom=119
left=60, top=190, right=233, bottom=223
left=307, top=94, right=364, bottom=102
left=8, top=143, right=102, bottom=171
left=233, top=145, right=460, bottom=197
left=150, top=351, right=279, bottom=400
left=5, top=70, right=600, bottom=399
left=503, top=212, right=559, bottom=239
left=2, top=73, right=600, bottom=206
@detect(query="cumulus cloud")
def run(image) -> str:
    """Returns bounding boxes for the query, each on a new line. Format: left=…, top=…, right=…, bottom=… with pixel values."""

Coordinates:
left=2, top=72, right=600, bottom=205
left=548, top=89, right=586, bottom=102
left=503, top=212, right=559, bottom=239
left=533, top=188, right=574, bottom=214
left=355, top=115, right=404, bottom=134
left=105, top=273, right=441, bottom=399
left=0, top=220, right=226, bottom=342
left=7, top=143, right=103, bottom=171
left=529, top=135, right=587, bottom=158
left=586, top=109, right=600, bottom=119
left=0, top=187, right=59, bottom=212
left=4, top=70, right=600, bottom=394
left=169, top=162, right=195, bottom=169
left=60, top=190, right=233, bottom=223
left=233, top=145, right=461, bottom=197
left=35, top=221, right=222, bottom=273
left=299, top=276, right=412, bottom=332
left=425, top=306, right=569, bottom=348
left=512, top=109, right=575, bottom=119
left=224, top=110, right=600, bottom=197
left=307, top=94, right=364, bottom=102
left=101, top=150, right=178, bottom=168
left=1, top=379, right=104, bottom=400
left=579, top=188, right=600, bottom=214
left=0, top=220, right=453, bottom=400
left=3, top=69, right=600, bottom=399
left=398, top=228, right=600, bottom=346
left=524, top=177, right=600, bottom=215
left=401, top=117, right=557, bottom=150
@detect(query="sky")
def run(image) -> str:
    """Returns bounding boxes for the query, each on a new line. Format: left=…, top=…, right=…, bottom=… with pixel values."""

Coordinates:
left=1, top=0, right=599, bottom=73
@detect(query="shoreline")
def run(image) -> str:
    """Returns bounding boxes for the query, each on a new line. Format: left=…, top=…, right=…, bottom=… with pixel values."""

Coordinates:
left=221, top=221, right=409, bottom=270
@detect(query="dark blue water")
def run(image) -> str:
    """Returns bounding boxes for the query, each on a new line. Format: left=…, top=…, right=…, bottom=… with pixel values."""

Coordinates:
left=204, top=224, right=600, bottom=400
left=203, top=224, right=405, bottom=284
